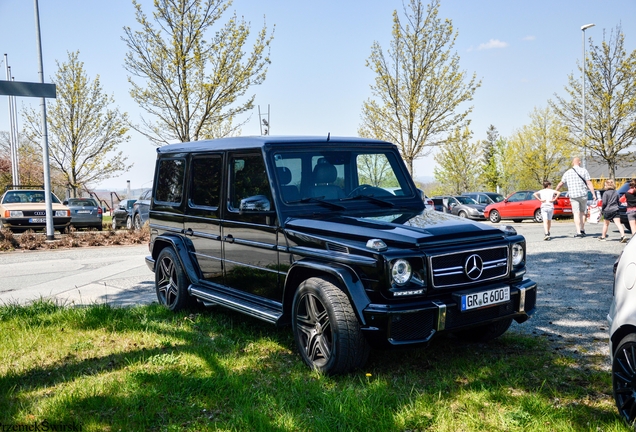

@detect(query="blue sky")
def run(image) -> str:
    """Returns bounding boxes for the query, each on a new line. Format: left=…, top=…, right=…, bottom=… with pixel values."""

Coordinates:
left=0, top=0, right=634, bottom=191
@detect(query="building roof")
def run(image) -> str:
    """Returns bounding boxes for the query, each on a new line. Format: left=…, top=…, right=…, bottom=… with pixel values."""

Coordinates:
left=585, top=154, right=636, bottom=180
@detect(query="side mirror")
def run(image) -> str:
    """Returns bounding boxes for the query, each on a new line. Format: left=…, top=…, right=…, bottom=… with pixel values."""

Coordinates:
left=239, top=195, right=271, bottom=212
left=63, top=200, right=68, bottom=205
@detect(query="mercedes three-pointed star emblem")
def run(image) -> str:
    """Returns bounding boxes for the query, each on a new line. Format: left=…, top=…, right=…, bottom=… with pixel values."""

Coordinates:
left=464, top=254, right=484, bottom=280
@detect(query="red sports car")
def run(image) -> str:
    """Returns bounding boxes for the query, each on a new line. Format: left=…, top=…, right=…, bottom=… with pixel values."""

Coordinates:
left=484, top=190, right=572, bottom=223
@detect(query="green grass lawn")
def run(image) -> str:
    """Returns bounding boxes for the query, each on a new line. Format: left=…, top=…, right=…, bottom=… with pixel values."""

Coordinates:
left=0, top=301, right=629, bottom=431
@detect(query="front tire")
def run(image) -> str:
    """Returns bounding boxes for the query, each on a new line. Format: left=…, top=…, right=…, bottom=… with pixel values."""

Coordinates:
left=292, top=277, right=370, bottom=374
left=454, top=318, right=513, bottom=342
left=613, top=333, right=636, bottom=425
left=489, top=210, right=501, bottom=223
left=111, top=218, right=117, bottom=230
left=534, top=209, right=543, bottom=223
left=458, top=211, right=467, bottom=218
left=155, top=248, right=193, bottom=312
left=126, top=216, right=133, bottom=230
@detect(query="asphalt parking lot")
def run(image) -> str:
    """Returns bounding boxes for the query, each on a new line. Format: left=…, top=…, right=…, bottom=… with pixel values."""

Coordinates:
left=504, top=218, right=624, bottom=367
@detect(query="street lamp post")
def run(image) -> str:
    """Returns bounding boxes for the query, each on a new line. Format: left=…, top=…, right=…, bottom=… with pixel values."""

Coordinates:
left=581, top=23, right=595, bottom=169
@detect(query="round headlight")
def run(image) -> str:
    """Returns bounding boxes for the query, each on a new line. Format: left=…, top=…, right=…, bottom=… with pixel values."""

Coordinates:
left=511, top=243, right=524, bottom=266
left=391, top=259, right=412, bottom=286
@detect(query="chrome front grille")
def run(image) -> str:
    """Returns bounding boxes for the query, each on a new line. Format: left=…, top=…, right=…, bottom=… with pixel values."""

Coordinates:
left=429, top=246, right=509, bottom=288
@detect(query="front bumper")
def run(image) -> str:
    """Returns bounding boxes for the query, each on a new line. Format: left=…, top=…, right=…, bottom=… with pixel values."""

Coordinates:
left=1, top=216, right=71, bottom=231
left=360, top=279, right=537, bottom=348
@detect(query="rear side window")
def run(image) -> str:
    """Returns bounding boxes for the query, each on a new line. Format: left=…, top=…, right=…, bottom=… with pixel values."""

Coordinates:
left=190, top=155, right=222, bottom=208
left=155, top=159, right=185, bottom=204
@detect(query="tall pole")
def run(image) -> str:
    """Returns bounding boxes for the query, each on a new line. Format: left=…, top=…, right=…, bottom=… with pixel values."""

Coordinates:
left=4, top=56, right=18, bottom=185
left=34, top=0, right=55, bottom=240
left=581, top=23, right=595, bottom=169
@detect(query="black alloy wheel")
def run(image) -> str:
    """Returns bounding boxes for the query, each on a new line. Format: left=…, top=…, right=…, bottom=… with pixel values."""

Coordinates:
left=489, top=210, right=501, bottom=223
left=292, top=277, right=369, bottom=374
left=155, top=248, right=193, bottom=311
left=613, top=334, right=636, bottom=425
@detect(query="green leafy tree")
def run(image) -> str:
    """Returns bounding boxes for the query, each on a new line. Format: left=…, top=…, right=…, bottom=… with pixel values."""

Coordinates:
left=551, top=25, right=636, bottom=179
left=22, top=51, right=131, bottom=197
left=358, top=0, right=480, bottom=175
left=433, top=126, right=482, bottom=194
left=123, top=0, right=274, bottom=145
left=507, top=107, right=573, bottom=190
left=481, top=125, right=501, bottom=191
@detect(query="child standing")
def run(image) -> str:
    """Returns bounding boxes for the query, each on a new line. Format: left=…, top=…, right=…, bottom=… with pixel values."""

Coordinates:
left=533, top=181, right=558, bottom=241
left=600, top=179, right=627, bottom=242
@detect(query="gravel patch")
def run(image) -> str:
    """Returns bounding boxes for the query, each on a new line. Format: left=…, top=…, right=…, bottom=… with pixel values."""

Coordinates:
left=500, top=219, right=625, bottom=370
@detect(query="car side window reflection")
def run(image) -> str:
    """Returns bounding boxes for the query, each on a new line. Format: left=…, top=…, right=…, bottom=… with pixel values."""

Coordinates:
left=228, top=154, right=273, bottom=212
left=190, top=156, right=222, bottom=208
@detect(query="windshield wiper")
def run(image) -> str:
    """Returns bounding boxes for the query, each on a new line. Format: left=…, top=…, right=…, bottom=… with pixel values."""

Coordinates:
left=340, top=194, right=395, bottom=208
left=288, top=197, right=346, bottom=210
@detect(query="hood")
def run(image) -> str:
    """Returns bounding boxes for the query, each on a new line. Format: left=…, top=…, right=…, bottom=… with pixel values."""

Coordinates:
left=1, top=202, right=68, bottom=210
left=284, top=209, right=506, bottom=248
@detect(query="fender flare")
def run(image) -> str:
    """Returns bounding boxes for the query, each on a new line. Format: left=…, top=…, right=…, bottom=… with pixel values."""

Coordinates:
left=283, top=259, right=370, bottom=326
left=150, top=234, right=201, bottom=284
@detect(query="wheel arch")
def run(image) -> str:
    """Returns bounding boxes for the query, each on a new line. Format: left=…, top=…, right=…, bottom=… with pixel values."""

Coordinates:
left=281, top=260, right=370, bottom=327
left=611, top=324, right=636, bottom=357
left=150, top=234, right=200, bottom=285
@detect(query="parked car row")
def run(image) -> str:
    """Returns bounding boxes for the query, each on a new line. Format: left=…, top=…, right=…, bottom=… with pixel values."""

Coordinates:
left=426, top=190, right=574, bottom=224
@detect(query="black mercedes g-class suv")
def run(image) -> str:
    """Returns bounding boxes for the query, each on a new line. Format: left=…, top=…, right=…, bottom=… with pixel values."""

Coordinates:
left=145, top=136, right=537, bottom=374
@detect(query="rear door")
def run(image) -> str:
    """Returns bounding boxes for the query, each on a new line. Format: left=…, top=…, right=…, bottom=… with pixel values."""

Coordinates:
left=184, top=153, right=224, bottom=286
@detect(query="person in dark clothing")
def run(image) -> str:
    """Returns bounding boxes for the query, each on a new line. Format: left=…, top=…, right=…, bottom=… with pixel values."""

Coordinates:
left=599, top=179, right=626, bottom=242
left=621, top=178, right=636, bottom=240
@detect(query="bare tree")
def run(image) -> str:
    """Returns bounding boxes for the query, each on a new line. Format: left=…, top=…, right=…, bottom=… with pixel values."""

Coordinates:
left=551, top=25, right=636, bottom=179
left=122, top=0, right=274, bottom=145
left=358, top=0, right=480, bottom=174
left=22, top=51, right=131, bottom=197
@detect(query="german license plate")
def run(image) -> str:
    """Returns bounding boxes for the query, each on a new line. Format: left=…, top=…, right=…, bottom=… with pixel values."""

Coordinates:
left=29, top=218, right=46, bottom=223
left=460, top=287, right=510, bottom=311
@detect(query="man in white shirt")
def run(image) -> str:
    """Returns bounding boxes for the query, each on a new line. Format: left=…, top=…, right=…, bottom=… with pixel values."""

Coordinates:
left=555, top=157, right=595, bottom=237
left=533, top=180, right=558, bottom=241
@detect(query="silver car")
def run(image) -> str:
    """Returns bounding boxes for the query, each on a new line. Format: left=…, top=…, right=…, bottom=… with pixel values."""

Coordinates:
left=64, top=198, right=103, bottom=230
left=608, top=236, right=636, bottom=425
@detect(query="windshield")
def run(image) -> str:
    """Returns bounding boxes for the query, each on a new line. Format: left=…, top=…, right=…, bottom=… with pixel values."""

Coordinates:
left=67, top=198, right=98, bottom=207
left=2, top=191, right=61, bottom=204
left=454, top=196, right=477, bottom=204
left=272, top=149, right=415, bottom=205
left=488, top=193, right=505, bottom=203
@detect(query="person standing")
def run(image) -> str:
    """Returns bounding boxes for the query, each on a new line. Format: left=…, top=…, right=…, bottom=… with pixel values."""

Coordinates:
left=555, top=157, right=596, bottom=237
left=621, top=178, right=636, bottom=240
left=599, top=179, right=627, bottom=242
left=533, top=181, right=558, bottom=241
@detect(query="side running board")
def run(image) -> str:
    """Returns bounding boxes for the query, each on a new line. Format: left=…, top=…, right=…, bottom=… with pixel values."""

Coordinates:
left=189, top=283, right=283, bottom=324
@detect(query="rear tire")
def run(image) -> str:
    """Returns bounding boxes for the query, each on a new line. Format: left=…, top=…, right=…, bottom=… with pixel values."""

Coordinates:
left=489, top=210, right=501, bottom=223
left=292, top=277, right=370, bottom=374
left=126, top=216, right=133, bottom=230
left=454, top=318, right=513, bottom=342
left=155, top=248, right=193, bottom=312
left=134, top=214, right=142, bottom=230
left=534, top=209, right=543, bottom=223
left=111, top=218, right=117, bottom=230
